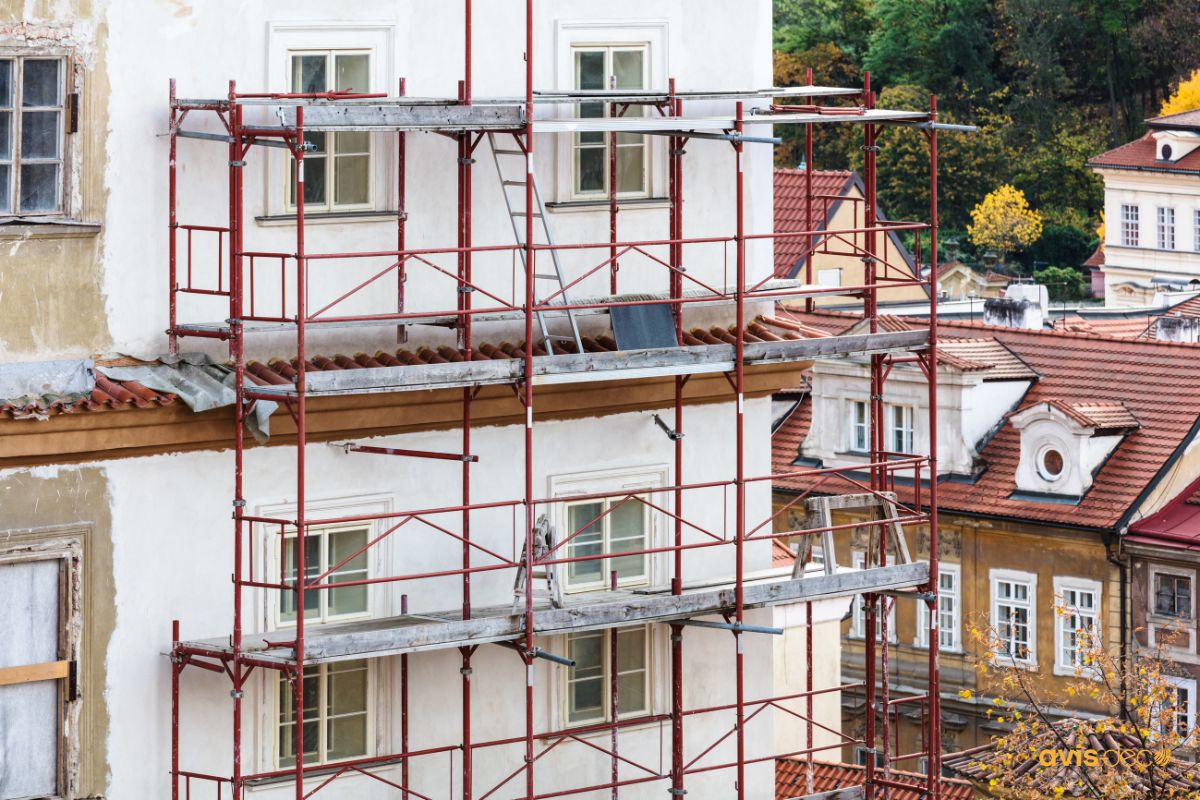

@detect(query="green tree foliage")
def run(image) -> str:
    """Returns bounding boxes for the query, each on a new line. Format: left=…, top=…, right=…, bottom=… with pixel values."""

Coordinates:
left=1034, top=265, right=1088, bottom=301
left=1018, top=225, right=1100, bottom=272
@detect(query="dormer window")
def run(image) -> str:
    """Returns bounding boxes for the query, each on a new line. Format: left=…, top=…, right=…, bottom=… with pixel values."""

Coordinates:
left=1009, top=400, right=1139, bottom=500
left=1153, top=129, right=1200, bottom=162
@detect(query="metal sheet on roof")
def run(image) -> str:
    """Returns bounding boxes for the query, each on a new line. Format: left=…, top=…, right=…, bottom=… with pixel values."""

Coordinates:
left=611, top=303, right=679, bottom=350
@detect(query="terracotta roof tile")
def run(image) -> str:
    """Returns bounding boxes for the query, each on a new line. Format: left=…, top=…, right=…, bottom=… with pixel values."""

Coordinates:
left=776, top=759, right=973, bottom=800
left=1088, top=131, right=1200, bottom=174
left=937, top=338, right=1038, bottom=380
left=774, top=168, right=855, bottom=278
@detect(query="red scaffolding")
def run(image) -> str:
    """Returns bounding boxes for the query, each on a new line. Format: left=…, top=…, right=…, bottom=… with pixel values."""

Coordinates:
left=165, top=4, right=949, bottom=799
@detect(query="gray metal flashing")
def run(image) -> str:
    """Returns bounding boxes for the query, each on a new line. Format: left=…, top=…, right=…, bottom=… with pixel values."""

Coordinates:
left=0, top=358, right=94, bottom=402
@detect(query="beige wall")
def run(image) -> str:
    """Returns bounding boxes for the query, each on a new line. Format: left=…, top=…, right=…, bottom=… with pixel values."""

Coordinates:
left=0, top=3, right=112, bottom=360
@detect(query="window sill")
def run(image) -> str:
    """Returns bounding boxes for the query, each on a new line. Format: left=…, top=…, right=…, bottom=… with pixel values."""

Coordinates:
left=255, top=210, right=402, bottom=227
left=546, top=197, right=671, bottom=214
left=247, top=757, right=390, bottom=788
left=1052, top=664, right=1102, bottom=680
left=0, top=219, right=102, bottom=240
left=545, top=714, right=660, bottom=743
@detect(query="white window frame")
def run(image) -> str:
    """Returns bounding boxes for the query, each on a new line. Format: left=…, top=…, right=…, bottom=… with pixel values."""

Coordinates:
left=562, top=625, right=652, bottom=727
left=0, top=535, right=83, bottom=800
left=1148, top=564, right=1197, bottom=655
left=1162, top=675, right=1197, bottom=738
left=886, top=403, right=915, bottom=454
left=850, top=551, right=897, bottom=642
left=0, top=50, right=71, bottom=218
left=850, top=399, right=868, bottom=452
left=569, top=44, right=650, bottom=201
left=1158, top=206, right=1176, bottom=250
left=553, top=20, right=668, bottom=205
left=990, top=568, right=1038, bottom=668
left=549, top=465, right=668, bottom=594
left=272, top=659, right=376, bottom=769
left=1120, top=204, right=1139, bottom=247
left=1194, top=209, right=1200, bottom=253
left=284, top=48, right=376, bottom=215
left=917, top=562, right=961, bottom=652
left=275, top=523, right=374, bottom=628
left=264, top=22, right=396, bottom=220
left=1052, top=576, right=1101, bottom=677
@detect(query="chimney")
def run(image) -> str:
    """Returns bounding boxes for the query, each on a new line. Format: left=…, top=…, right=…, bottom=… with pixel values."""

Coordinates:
left=983, top=284, right=1048, bottom=330
left=1156, top=314, right=1200, bottom=343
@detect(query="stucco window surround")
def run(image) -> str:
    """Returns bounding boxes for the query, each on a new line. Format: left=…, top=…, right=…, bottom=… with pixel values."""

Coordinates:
left=252, top=493, right=395, bottom=776
left=916, top=561, right=961, bottom=652
left=0, top=531, right=83, bottom=800
left=550, top=20, right=669, bottom=208
left=261, top=22, right=397, bottom=222
left=1052, top=576, right=1101, bottom=678
left=1008, top=403, right=1129, bottom=499
left=990, top=568, right=1038, bottom=669
left=548, top=464, right=670, bottom=593
left=1147, top=563, right=1197, bottom=655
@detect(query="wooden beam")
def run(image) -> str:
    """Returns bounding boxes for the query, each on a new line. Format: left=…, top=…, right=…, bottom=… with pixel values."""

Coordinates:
left=0, top=660, right=69, bottom=687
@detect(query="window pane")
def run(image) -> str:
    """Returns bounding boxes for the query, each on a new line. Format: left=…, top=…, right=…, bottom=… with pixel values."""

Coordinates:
left=612, top=50, right=644, bottom=91
left=327, top=660, right=368, bottom=715
left=609, top=500, right=647, bottom=581
left=18, top=162, right=58, bottom=213
left=334, top=156, right=370, bottom=206
left=0, top=60, right=11, bottom=107
left=0, top=164, right=10, bottom=213
left=0, top=110, right=11, bottom=157
left=576, top=147, right=605, bottom=195
left=22, top=59, right=60, bottom=107
left=334, top=54, right=369, bottom=93
left=328, top=529, right=368, bottom=617
left=567, top=632, right=604, bottom=722
left=617, top=669, right=646, bottom=715
left=279, top=668, right=321, bottom=767
left=327, top=712, right=367, bottom=761
left=575, top=50, right=606, bottom=91
left=567, top=503, right=604, bottom=584
left=616, top=144, right=644, bottom=194
left=288, top=155, right=327, bottom=207
left=292, top=54, right=328, bottom=94
left=21, top=110, right=59, bottom=158
left=334, top=131, right=369, bottom=155
left=616, top=628, right=645, bottom=672
left=280, top=536, right=321, bottom=622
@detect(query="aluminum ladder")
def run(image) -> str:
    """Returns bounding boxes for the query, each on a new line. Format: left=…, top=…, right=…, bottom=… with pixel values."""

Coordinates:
left=487, top=132, right=585, bottom=353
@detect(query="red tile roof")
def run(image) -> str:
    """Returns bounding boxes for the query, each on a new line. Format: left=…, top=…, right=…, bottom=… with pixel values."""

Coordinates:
left=1083, top=246, right=1104, bottom=268
left=772, top=310, right=1200, bottom=529
left=774, top=168, right=855, bottom=278
left=1148, top=109, right=1200, bottom=129
left=1, top=323, right=800, bottom=421
left=1088, top=131, right=1200, bottom=174
left=776, top=759, right=973, bottom=800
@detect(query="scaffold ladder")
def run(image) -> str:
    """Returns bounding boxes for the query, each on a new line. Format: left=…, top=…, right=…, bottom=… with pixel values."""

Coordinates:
left=792, top=491, right=913, bottom=579
left=487, top=132, right=585, bottom=353
left=513, top=514, right=563, bottom=610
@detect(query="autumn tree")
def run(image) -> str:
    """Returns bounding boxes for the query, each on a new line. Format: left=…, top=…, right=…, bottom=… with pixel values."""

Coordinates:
left=1160, top=68, right=1200, bottom=116
left=967, top=185, right=1043, bottom=265
left=951, top=614, right=1200, bottom=799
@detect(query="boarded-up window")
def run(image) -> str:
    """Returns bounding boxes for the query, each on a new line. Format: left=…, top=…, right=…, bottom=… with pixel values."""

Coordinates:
left=0, top=558, right=65, bottom=799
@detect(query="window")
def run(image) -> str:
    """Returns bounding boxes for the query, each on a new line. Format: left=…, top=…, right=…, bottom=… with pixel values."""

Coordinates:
left=571, top=45, right=648, bottom=198
left=918, top=563, right=961, bottom=651
left=0, top=545, right=81, bottom=800
left=565, top=626, right=649, bottom=725
left=850, top=400, right=868, bottom=452
left=886, top=403, right=914, bottom=454
left=563, top=497, right=649, bottom=591
left=277, top=660, right=370, bottom=767
left=854, top=746, right=885, bottom=767
left=817, top=268, right=842, bottom=288
left=1153, top=571, right=1192, bottom=619
left=1120, top=204, right=1139, bottom=247
left=280, top=526, right=370, bottom=625
left=1038, top=446, right=1065, bottom=481
left=851, top=551, right=897, bottom=642
left=287, top=50, right=373, bottom=212
left=0, top=56, right=67, bottom=215
left=992, top=569, right=1036, bottom=666
left=1158, top=207, right=1176, bottom=250
left=1054, top=578, right=1100, bottom=676
left=1161, top=677, right=1197, bottom=738
left=1194, top=210, right=1200, bottom=253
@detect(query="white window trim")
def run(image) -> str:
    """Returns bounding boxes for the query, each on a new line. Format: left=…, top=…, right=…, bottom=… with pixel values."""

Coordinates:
left=549, top=625, right=667, bottom=733
left=274, top=523, right=376, bottom=628
left=916, top=562, right=961, bottom=653
left=1162, top=675, right=1197, bottom=738
left=568, top=44, right=651, bottom=201
left=1158, top=206, right=1176, bottom=250
left=990, top=568, right=1038, bottom=668
left=817, top=268, right=842, bottom=288
left=548, top=464, right=669, bottom=593
left=849, top=399, right=868, bottom=453
left=850, top=551, right=897, bottom=642
left=1052, top=576, right=1101, bottom=678
left=268, top=659, right=378, bottom=770
left=1148, top=564, right=1197, bottom=655
left=1120, top=204, right=1140, bottom=247
left=1194, top=209, right=1200, bottom=253
left=886, top=403, right=915, bottom=454
left=552, top=20, right=668, bottom=205
left=264, top=22, right=397, bottom=219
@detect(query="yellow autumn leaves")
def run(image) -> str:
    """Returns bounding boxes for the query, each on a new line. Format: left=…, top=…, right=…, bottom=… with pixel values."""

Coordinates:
left=967, top=184, right=1044, bottom=259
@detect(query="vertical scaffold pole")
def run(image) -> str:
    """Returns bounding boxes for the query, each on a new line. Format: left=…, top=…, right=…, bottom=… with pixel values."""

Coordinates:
left=803, top=67, right=814, bottom=313
left=861, top=70, right=879, bottom=800
left=397, top=76, right=407, bottom=339
left=171, top=619, right=180, bottom=800
left=733, top=100, right=747, bottom=800
left=168, top=79, right=179, bottom=355
left=523, top=2, right=537, bottom=798
left=926, top=93, right=942, bottom=800
left=292, top=101, right=308, bottom=800
left=459, top=5, right=475, bottom=791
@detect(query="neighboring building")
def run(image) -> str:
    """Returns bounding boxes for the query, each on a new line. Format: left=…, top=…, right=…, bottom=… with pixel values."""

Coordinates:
left=776, top=758, right=973, bottom=800
left=932, top=259, right=1008, bottom=302
left=774, top=168, right=928, bottom=307
left=1088, top=109, right=1200, bottom=308
left=770, top=304, right=1200, bottom=765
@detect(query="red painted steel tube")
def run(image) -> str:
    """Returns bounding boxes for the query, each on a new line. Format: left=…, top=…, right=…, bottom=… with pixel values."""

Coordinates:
left=733, top=100, right=747, bottom=800
left=927, top=92, right=943, bottom=800
left=402, top=594, right=410, bottom=800
left=292, top=101, right=307, bottom=800
left=861, top=70, right=879, bottom=800
left=523, top=4, right=537, bottom=799
left=171, top=620, right=180, bottom=800
left=804, top=67, right=814, bottom=313
left=168, top=79, right=179, bottom=354
left=398, top=76, right=408, bottom=337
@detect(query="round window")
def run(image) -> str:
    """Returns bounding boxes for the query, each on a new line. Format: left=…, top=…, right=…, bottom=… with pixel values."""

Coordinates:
left=1039, top=447, right=1065, bottom=480
left=1162, top=143, right=1174, bottom=161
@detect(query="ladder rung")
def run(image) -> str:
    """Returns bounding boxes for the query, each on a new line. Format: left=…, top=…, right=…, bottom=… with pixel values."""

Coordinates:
left=512, top=211, right=542, bottom=218
left=534, top=273, right=559, bottom=280
left=501, top=180, right=527, bottom=187
left=494, top=149, right=524, bottom=156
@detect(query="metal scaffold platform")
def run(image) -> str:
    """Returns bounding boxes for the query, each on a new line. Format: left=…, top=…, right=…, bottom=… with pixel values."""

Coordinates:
left=165, top=3, right=955, bottom=799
